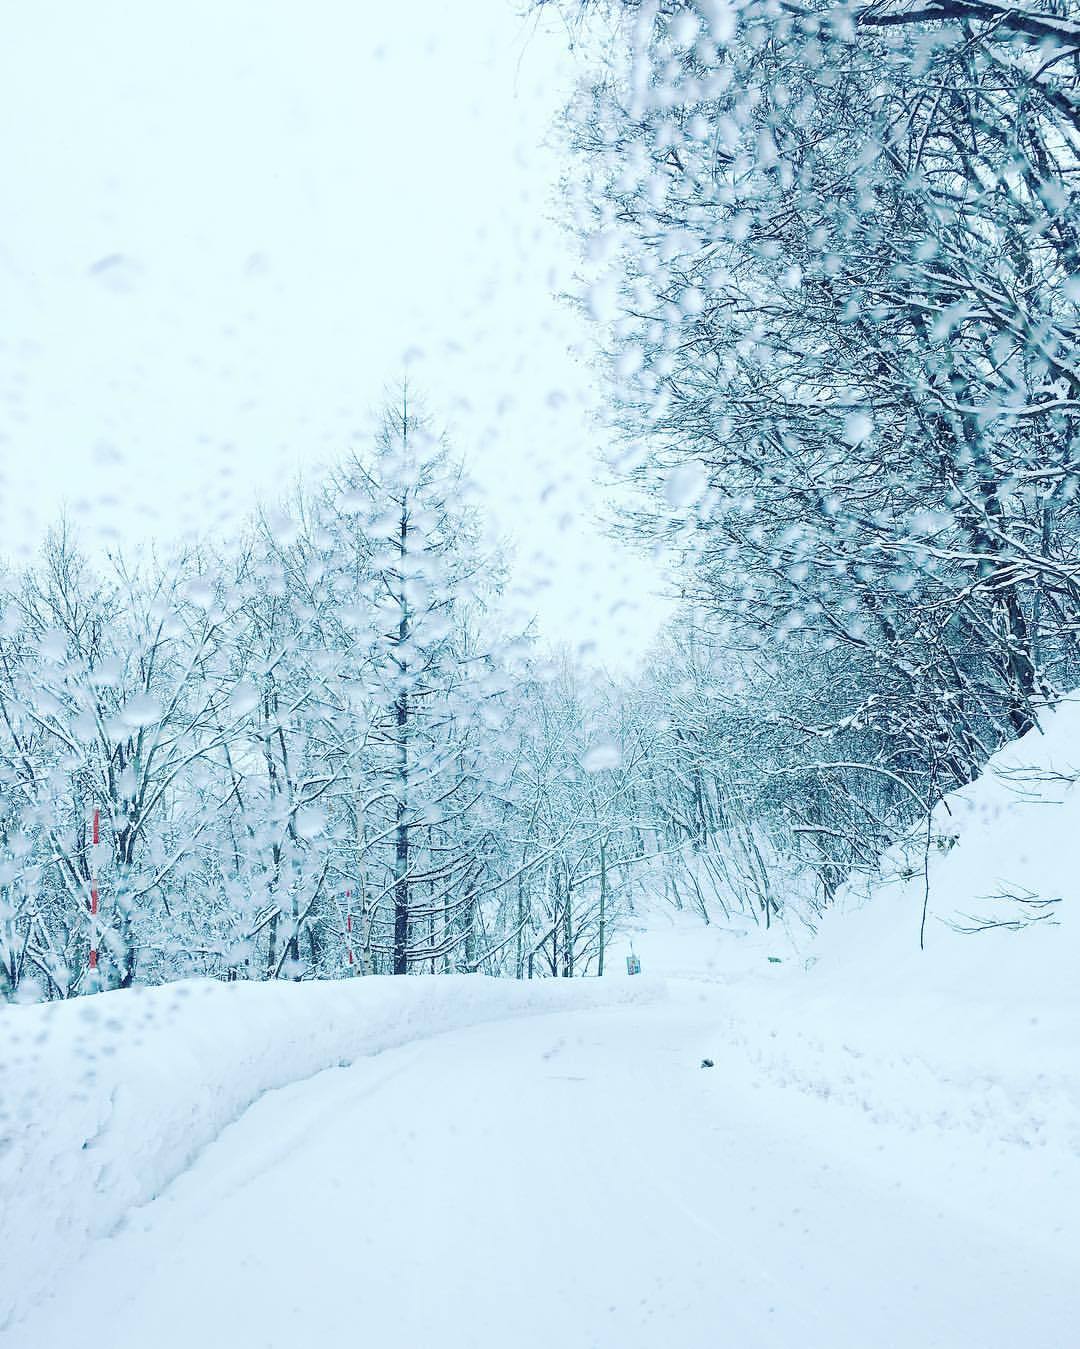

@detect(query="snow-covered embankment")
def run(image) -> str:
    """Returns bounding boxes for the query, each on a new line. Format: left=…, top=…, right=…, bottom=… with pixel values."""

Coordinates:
left=0, top=972, right=663, bottom=1329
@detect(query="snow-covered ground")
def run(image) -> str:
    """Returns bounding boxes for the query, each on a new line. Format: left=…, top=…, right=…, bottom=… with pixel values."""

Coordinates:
left=3, top=980, right=1074, bottom=1349
left=3, top=702, right=1079, bottom=1347
left=0, top=974, right=662, bottom=1333
left=614, top=697, right=1080, bottom=1162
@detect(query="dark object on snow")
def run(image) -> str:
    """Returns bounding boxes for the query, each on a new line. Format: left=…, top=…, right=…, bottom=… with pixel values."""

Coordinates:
left=767, top=956, right=782, bottom=964
left=700, top=1058, right=714, bottom=1069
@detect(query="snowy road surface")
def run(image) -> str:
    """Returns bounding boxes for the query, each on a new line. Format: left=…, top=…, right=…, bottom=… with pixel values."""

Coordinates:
left=7, top=983, right=1075, bottom=1349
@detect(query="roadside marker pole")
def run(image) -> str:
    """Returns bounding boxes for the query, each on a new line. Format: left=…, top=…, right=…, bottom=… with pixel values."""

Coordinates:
left=88, top=804, right=99, bottom=976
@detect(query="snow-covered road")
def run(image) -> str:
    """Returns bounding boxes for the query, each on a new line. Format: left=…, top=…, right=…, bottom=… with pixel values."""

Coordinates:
left=7, top=983, right=1075, bottom=1349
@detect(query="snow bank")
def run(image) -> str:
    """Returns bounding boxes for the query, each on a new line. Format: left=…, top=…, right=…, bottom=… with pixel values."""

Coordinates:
left=820, top=696, right=1080, bottom=986
left=765, top=701, right=1080, bottom=1152
left=0, top=972, right=663, bottom=1330
left=618, top=699, right=1080, bottom=1160
left=801, top=695, right=1080, bottom=1057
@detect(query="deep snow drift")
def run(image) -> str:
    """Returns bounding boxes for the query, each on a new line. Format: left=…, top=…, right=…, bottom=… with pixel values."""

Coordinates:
left=0, top=972, right=662, bottom=1330
left=612, top=698, right=1080, bottom=1169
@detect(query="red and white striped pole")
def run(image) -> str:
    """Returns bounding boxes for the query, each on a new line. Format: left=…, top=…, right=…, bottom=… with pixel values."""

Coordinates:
left=88, top=806, right=100, bottom=976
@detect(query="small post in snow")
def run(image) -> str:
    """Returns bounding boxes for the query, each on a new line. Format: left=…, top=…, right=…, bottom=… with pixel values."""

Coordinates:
left=88, top=806, right=100, bottom=977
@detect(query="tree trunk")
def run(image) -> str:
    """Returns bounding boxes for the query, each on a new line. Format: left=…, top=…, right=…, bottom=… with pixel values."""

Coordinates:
left=393, top=493, right=411, bottom=976
left=562, top=876, right=573, bottom=978
left=597, top=837, right=607, bottom=977
left=393, top=699, right=409, bottom=974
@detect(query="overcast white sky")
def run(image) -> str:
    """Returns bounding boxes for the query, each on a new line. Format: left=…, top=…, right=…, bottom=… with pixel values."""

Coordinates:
left=0, top=0, right=667, bottom=668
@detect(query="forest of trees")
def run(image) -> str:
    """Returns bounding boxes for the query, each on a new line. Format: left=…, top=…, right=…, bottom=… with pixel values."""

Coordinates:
left=2, top=0, right=1078, bottom=997
left=548, top=0, right=1080, bottom=924
left=0, top=402, right=751, bottom=997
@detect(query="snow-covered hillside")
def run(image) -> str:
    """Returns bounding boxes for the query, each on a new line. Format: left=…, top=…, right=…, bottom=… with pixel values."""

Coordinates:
left=823, top=705, right=1078, bottom=969
left=616, top=697, right=1080, bottom=1153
